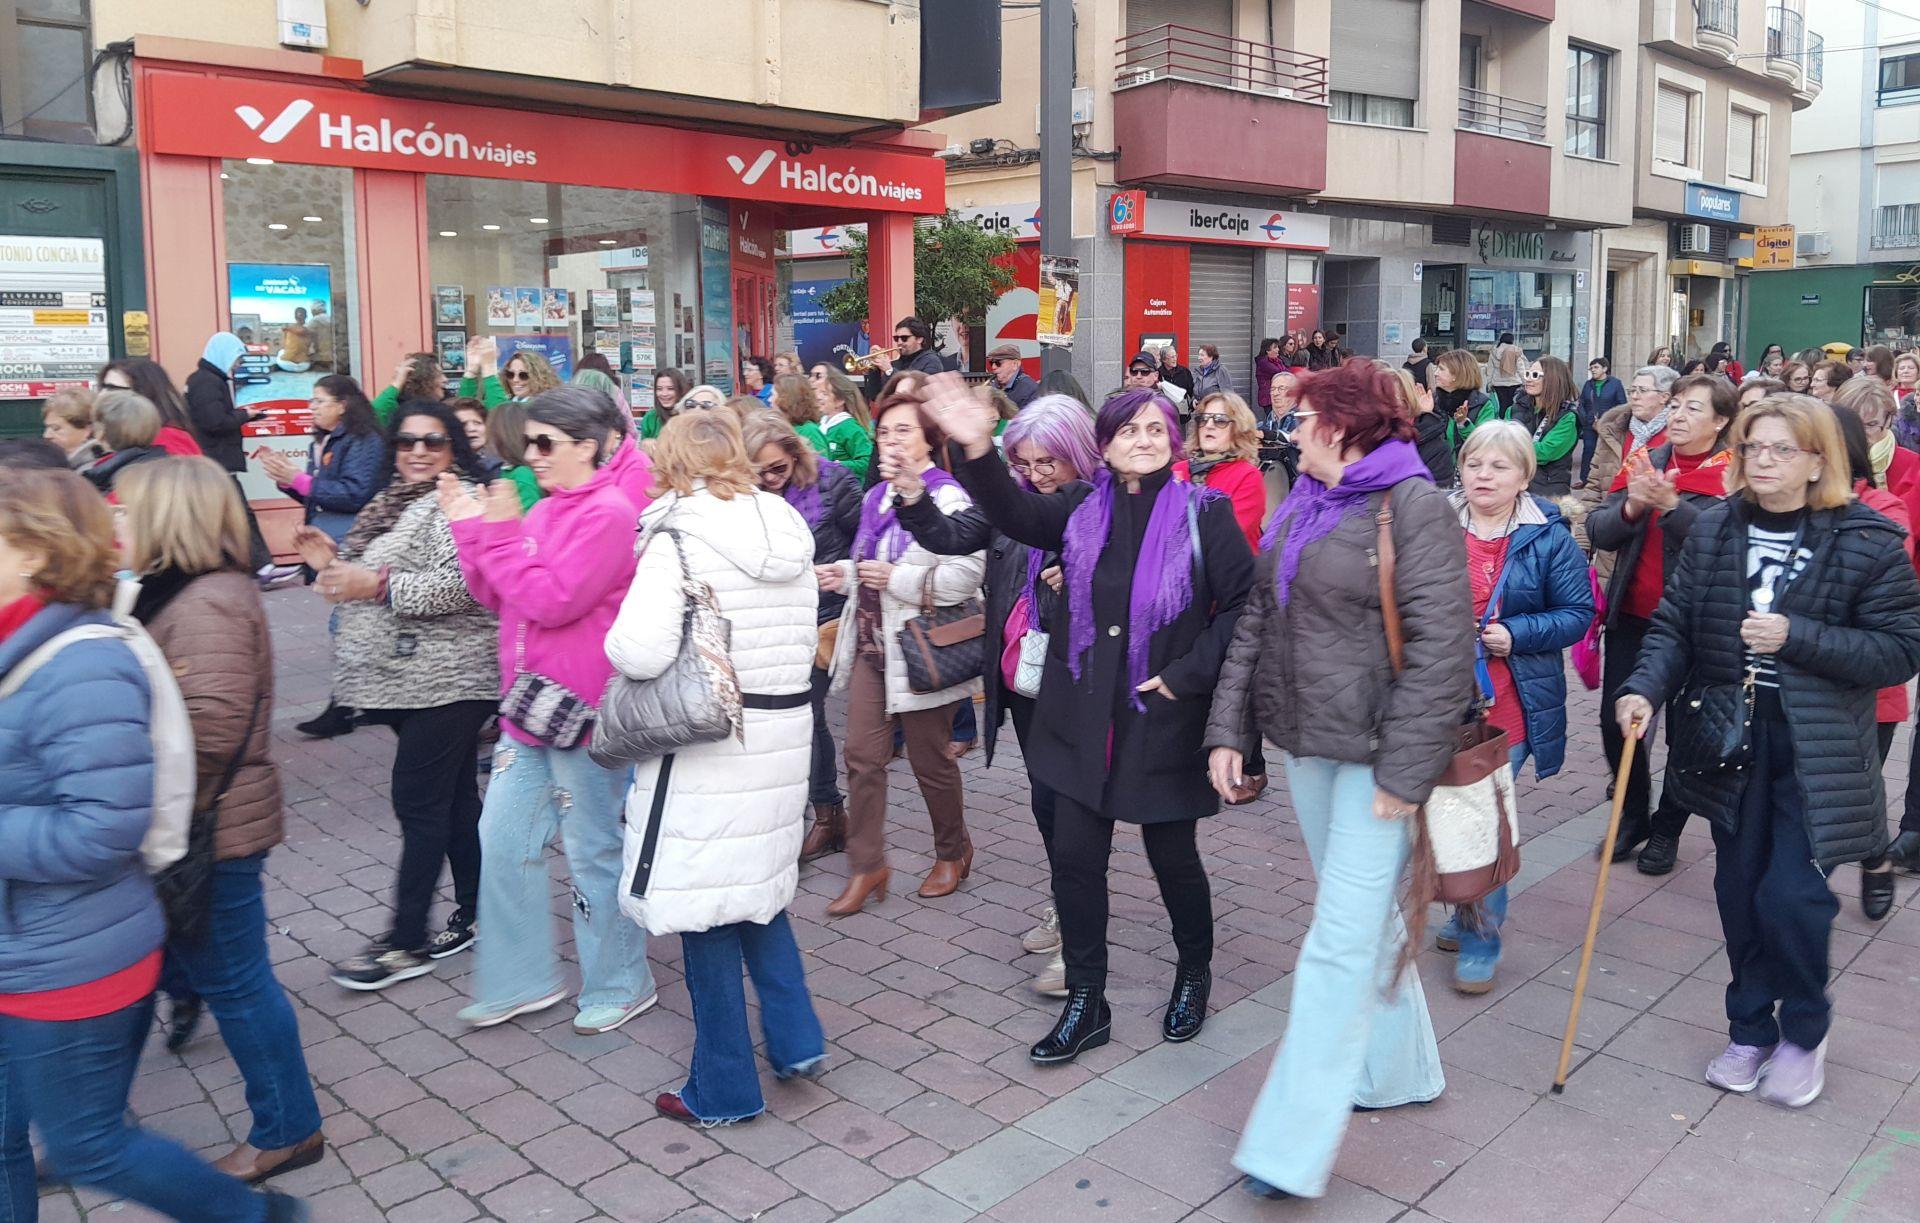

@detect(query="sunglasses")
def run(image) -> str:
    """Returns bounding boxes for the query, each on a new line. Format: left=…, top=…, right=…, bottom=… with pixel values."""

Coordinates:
left=1129, top=367, right=1156, bottom=376
left=756, top=460, right=793, bottom=480
left=892, top=334, right=914, bottom=343
left=523, top=433, right=585, bottom=455
left=1193, top=413, right=1233, bottom=427
left=1523, top=369, right=1545, bottom=379
left=503, top=368, right=532, bottom=381
left=394, top=433, right=452, bottom=452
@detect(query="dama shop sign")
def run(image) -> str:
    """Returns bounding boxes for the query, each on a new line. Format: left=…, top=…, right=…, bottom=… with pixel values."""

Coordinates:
left=138, top=71, right=944, bottom=214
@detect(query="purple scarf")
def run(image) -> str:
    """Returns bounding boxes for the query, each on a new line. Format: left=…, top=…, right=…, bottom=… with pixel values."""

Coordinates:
left=854, top=465, right=963, bottom=562
left=782, top=459, right=844, bottom=530
left=1261, top=439, right=1432, bottom=606
left=1062, top=469, right=1211, bottom=711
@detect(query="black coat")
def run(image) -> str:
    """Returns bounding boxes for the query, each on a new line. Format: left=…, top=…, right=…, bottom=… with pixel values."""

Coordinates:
left=82, top=445, right=164, bottom=493
left=898, top=483, right=1076, bottom=769
left=999, top=370, right=1041, bottom=408
left=863, top=347, right=947, bottom=401
left=1414, top=408, right=1455, bottom=487
left=954, top=450, right=1254, bottom=821
left=1586, top=444, right=1723, bottom=629
left=807, top=460, right=864, bottom=624
left=184, top=358, right=250, bottom=472
left=1160, top=365, right=1195, bottom=398
left=1623, top=499, right=1920, bottom=869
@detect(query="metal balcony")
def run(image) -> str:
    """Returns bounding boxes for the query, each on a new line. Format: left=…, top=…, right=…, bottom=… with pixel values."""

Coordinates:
left=1696, top=0, right=1740, bottom=60
left=1458, top=87, right=1548, bottom=143
left=1872, top=205, right=1920, bottom=251
left=1114, top=24, right=1329, bottom=103
left=1766, top=7, right=1806, bottom=86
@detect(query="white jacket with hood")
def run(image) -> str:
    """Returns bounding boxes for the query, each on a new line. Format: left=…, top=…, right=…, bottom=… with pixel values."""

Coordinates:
left=610, top=484, right=816, bottom=935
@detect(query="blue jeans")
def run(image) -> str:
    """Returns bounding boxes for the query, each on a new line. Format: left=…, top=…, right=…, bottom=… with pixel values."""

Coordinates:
left=1234, top=755, right=1445, bottom=1199
left=1455, top=742, right=1530, bottom=964
left=678, top=912, right=824, bottom=1123
left=473, top=740, right=653, bottom=1012
left=1, top=998, right=266, bottom=1222
left=164, top=856, right=322, bottom=1150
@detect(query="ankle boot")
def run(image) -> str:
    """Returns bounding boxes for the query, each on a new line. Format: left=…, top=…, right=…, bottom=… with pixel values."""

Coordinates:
left=825, top=868, right=890, bottom=918
left=1029, top=986, right=1111, bottom=1065
left=1163, top=963, right=1211, bottom=1043
left=800, top=802, right=846, bottom=862
left=917, top=843, right=973, bottom=898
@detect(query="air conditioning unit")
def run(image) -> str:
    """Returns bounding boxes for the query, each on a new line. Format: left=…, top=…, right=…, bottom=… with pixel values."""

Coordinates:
left=1797, top=231, right=1833, bottom=258
left=1677, top=224, right=1715, bottom=255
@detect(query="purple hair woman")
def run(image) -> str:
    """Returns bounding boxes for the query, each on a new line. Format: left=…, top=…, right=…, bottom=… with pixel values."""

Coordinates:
left=894, top=395, right=1098, bottom=998
left=923, top=375, right=1255, bottom=1065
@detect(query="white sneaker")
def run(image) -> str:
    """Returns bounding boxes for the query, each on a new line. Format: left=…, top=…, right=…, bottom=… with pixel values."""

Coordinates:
left=1032, top=951, right=1067, bottom=998
left=456, top=989, right=566, bottom=1029
left=1022, top=906, right=1062, bottom=955
left=573, top=993, right=659, bottom=1036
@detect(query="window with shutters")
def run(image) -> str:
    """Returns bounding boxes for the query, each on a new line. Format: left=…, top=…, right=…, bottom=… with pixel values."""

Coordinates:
left=1565, top=44, right=1609, bottom=160
left=1873, top=162, right=1920, bottom=249
left=1652, top=82, right=1696, bottom=173
left=1879, top=51, right=1920, bottom=107
left=0, top=0, right=94, bottom=141
left=1330, top=0, right=1422, bottom=129
left=1727, top=105, right=1765, bottom=186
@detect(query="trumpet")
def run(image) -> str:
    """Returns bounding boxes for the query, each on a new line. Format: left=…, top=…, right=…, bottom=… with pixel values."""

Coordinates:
left=841, top=345, right=901, bottom=374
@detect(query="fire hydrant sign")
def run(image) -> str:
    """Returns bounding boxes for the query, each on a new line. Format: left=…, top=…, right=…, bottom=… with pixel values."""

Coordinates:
left=0, top=235, right=108, bottom=399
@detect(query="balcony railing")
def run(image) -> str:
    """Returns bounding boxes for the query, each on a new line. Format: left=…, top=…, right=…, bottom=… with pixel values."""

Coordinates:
left=1767, top=6, right=1805, bottom=64
left=1115, top=24, right=1329, bottom=105
left=1458, top=86, right=1547, bottom=143
left=1873, top=204, right=1920, bottom=250
left=1696, top=0, right=1740, bottom=41
left=1807, top=31, right=1825, bottom=84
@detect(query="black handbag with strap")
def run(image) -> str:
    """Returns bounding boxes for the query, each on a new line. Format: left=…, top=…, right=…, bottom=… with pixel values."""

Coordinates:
left=155, top=687, right=263, bottom=945
left=898, top=566, right=986, bottom=694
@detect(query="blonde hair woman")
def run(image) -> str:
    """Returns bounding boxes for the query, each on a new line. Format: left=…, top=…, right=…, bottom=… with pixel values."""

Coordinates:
left=1618, top=394, right=1920, bottom=1109
left=1187, top=391, right=1266, bottom=551
left=771, top=374, right=828, bottom=453
left=608, top=409, right=827, bottom=1126
left=1431, top=349, right=1491, bottom=452
left=42, top=386, right=104, bottom=470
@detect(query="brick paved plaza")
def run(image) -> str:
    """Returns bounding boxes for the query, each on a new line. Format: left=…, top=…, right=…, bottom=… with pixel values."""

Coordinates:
left=37, top=591, right=1920, bottom=1222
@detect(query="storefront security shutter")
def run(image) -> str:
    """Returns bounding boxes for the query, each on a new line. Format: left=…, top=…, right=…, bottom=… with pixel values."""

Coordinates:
left=1189, top=246, right=1255, bottom=398
left=1127, top=0, right=1231, bottom=36
left=1331, top=0, right=1421, bottom=101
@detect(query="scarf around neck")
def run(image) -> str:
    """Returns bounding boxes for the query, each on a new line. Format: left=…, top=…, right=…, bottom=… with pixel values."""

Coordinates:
left=1628, top=407, right=1670, bottom=452
left=853, top=465, right=962, bottom=562
left=1872, top=430, right=1898, bottom=488
left=341, top=474, right=439, bottom=560
left=1062, top=466, right=1213, bottom=711
left=1262, top=439, right=1432, bottom=606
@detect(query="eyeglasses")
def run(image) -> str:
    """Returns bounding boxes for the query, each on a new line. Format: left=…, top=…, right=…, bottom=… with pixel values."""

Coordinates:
left=1738, top=441, right=1805, bottom=462
left=394, top=433, right=452, bottom=452
left=1010, top=456, right=1060, bottom=477
left=1193, top=413, right=1233, bottom=428
left=523, top=433, right=587, bottom=456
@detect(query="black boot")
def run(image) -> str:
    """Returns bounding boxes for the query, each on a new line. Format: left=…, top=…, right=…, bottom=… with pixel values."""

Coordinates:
left=1163, top=963, right=1210, bottom=1043
left=295, top=701, right=356, bottom=739
left=1863, top=862, right=1897, bottom=921
left=166, top=995, right=204, bottom=1053
left=1891, top=830, right=1920, bottom=873
left=1029, top=986, right=1110, bottom=1065
left=1600, top=817, right=1650, bottom=863
left=1636, top=833, right=1679, bottom=876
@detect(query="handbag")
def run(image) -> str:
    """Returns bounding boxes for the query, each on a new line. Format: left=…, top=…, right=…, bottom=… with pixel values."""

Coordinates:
left=898, top=566, right=986, bottom=694
left=814, top=618, right=841, bottom=672
left=154, top=688, right=263, bottom=946
left=1377, top=504, right=1519, bottom=905
left=590, top=528, right=744, bottom=768
left=1669, top=673, right=1755, bottom=777
left=1570, top=565, right=1605, bottom=691
left=500, top=622, right=596, bottom=749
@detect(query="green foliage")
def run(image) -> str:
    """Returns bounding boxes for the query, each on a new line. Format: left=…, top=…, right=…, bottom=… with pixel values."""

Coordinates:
left=819, top=211, right=1018, bottom=328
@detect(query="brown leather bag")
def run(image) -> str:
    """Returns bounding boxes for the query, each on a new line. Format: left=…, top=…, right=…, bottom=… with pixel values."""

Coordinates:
left=897, top=567, right=986, bottom=694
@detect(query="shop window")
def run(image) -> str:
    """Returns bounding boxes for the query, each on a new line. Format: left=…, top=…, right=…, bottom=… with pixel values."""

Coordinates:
left=1465, top=269, right=1575, bottom=362
left=1879, top=51, right=1920, bottom=108
left=0, top=0, right=93, bottom=141
left=1565, top=44, right=1610, bottom=160
left=1867, top=284, right=1920, bottom=348
left=426, top=177, right=704, bottom=412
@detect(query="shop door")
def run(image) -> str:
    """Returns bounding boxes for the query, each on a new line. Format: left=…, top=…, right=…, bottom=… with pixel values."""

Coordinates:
left=1420, top=266, right=1462, bottom=351
left=1188, top=246, right=1255, bottom=394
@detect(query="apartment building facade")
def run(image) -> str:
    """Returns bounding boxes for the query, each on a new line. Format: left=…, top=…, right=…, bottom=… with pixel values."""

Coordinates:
left=1747, top=0, right=1920, bottom=355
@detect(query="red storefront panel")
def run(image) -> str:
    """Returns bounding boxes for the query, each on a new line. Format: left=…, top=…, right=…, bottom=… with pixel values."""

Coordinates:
left=1123, top=242, right=1190, bottom=359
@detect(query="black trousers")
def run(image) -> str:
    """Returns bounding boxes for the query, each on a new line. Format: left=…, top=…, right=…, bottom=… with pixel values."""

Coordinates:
left=231, top=475, right=272, bottom=572
left=1600, top=617, right=1688, bottom=839
left=364, top=700, right=492, bottom=952
left=1005, top=692, right=1058, bottom=863
left=1712, top=703, right=1837, bottom=1049
left=1052, top=795, right=1212, bottom=993
left=1901, top=710, right=1920, bottom=837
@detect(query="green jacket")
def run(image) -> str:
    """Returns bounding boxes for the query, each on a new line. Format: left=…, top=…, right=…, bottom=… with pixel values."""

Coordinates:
left=502, top=463, right=542, bottom=510
left=639, top=407, right=667, bottom=441
left=823, top=413, right=873, bottom=485
left=797, top=421, right=828, bottom=454
left=459, top=373, right=509, bottom=408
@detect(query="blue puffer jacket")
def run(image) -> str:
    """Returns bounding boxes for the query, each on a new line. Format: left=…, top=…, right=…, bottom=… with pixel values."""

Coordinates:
left=0, top=602, right=165, bottom=993
left=1473, top=495, right=1594, bottom=778
left=298, top=427, right=385, bottom=542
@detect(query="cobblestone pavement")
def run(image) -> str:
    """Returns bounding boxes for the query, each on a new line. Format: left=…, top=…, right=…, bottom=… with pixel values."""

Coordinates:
left=39, top=590, right=1920, bottom=1222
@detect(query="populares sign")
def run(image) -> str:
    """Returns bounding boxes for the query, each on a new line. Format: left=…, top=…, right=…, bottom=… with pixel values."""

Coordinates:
left=141, top=73, right=945, bottom=215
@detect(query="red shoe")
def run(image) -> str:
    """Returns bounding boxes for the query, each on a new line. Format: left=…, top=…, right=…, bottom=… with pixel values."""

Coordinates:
left=655, top=1092, right=699, bottom=1124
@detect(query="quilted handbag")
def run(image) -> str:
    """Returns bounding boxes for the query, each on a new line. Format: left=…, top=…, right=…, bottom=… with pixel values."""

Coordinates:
left=898, top=567, right=986, bottom=694
left=1668, top=675, right=1754, bottom=778
left=1377, top=505, right=1519, bottom=905
left=500, top=619, right=597, bottom=750
left=589, top=529, right=744, bottom=768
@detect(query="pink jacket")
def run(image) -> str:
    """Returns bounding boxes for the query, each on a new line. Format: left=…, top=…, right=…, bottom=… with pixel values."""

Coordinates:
left=451, top=443, right=651, bottom=745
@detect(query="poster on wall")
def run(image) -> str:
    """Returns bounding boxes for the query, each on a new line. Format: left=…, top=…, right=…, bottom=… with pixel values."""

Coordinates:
left=513, top=287, right=541, bottom=328
left=496, top=334, right=574, bottom=381
left=981, top=247, right=1041, bottom=379
left=0, top=234, right=109, bottom=400
left=541, top=287, right=569, bottom=327
left=1037, top=254, right=1079, bottom=350
left=1285, top=283, right=1320, bottom=336
left=438, top=330, right=467, bottom=372
left=790, top=277, right=864, bottom=372
left=228, top=261, right=333, bottom=500
left=590, top=289, right=620, bottom=328
left=698, top=201, right=735, bottom=392
left=486, top=287, right=513, bottom=328
left=434, top=285, right=466, bottom=327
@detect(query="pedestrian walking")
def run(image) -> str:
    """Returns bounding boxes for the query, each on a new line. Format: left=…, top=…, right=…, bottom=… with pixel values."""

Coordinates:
left=1305, top=329, right=1335, bottom=371
left=0, top=466, right=305, bottom=1222
left=1437, top=423, right=1592, bottom=993
left=1398, top=369, right=1454, bottom=488
left=1158, top=346, right=1196, bottom=401
left=1576, top=359, right=1627, bottom=485
left=927, top=376, right=1254, bottom=1065
left=82, top=391, right=168, bottom=494
left=1574, top=364, right=1677, bottom=558
left=296, top=401, right=500, bottom=991
left=639, top=367, right=691, bottom=441
left=1256, top=339, right=1287, bottom=415
left=897, top=395, right=1101, bottom=998
left=987, top=344, right=1040, bottom=409
left=185, top=331, right=278, bottom=578
left=1488, top=332, right=1526, bottom=411
left=98, top=358, right=205, bottom=457
left=608, top=410, right=827, bottom=1127
left=371, top=352, right=448, bottom=424
left=1192, top=344, right=1235, bottom=401
left=1518, top=355, right=1582, bottom=497
left=819, top=379, right=986, bottom=915
left=1587, top=373, right=1737, bottom=873
left=1187, top=391, right=1268, bottom=552
left=117, top=457, right=326, bottom=1185
left=442, top=386, right=658, bottom=1034
left=1617, top=393, right=1920, bottom=1108
left=1204, top=359, right=1471, bottom=1202
left=742, top=415, right=863, bottom=864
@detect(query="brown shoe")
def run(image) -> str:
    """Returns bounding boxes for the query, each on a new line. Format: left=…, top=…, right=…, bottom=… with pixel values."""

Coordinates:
left=213, top=1132, right=324, bottom=1184
left=1225, top=773, right=1269, bottom=806
left=945, top=738, right=977, bottom=760
left=826, top=868, right=890, bottom=917
left=800, top=802, right=846, bottom=862
left=918, top=845, right=973, bottom=898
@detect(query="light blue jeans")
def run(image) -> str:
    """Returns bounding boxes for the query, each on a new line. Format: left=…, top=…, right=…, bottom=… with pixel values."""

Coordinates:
left=1234, top=755, right=1446, bottom=1199
left=1455, top=741, right=1530, bottom=964
left=473, top=739, right=654, bottom=1012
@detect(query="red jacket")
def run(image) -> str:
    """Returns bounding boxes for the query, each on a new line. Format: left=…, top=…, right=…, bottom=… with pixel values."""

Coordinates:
left=1861, top=480, right=1917, bottom=725
left=1193, top=457, right=1266, bottom=553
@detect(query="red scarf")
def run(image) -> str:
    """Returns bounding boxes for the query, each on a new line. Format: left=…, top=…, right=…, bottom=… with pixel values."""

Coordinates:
left=0, top=593, right=44, bottom=644
left=1609, top=445, right=1730, bottom=497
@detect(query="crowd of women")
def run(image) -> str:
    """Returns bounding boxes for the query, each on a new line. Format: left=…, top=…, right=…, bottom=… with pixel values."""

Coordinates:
left=6, top=320, right=1920, bottom=1218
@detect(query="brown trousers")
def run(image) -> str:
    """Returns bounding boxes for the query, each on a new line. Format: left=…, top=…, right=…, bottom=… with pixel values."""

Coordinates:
left=844, top=650, right=970, bottom=873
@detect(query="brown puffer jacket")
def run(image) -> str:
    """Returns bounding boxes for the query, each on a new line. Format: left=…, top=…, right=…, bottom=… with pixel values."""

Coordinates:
left=143, top=570, right=283, bottom=859
left=1205, top=478, right=1476, bottom=806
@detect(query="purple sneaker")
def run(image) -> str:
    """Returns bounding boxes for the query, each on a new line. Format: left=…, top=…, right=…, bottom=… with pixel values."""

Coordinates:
left=1704, top=1042, right=1777, bottom=1093
left=1758, top=1040, right=1826, bottom=1108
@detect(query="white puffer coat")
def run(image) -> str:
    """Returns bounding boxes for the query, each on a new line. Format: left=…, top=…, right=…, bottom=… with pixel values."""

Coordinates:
left=610, top=485, right=817, bottom=936
left=826, top=479, right=986, bottom=713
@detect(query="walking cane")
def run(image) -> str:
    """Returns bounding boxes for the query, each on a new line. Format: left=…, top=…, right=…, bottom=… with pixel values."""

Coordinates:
left=1552, top=717, right=1642, bottom=1093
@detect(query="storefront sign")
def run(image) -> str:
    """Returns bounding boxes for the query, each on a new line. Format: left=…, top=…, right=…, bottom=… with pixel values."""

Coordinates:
left=1472, top=225, right=1581, bottom=267
left=1037, top=254, right=1079, bottom=350
left=698, top=202, right=734, bottom=391
left=983, top=246, right=1042, bottom=378
left=1286, top=283, right=1319, bottom=334
left=1123, top=243, right=1190, bottom=360
left=1108, top=190, right=1145, bottom=236
left=959, top=202, right=1041, bottom=241
left=142, top=72, right=945, bottom=215
left=123, top=309, right=151, bottom=356
left=1752, top=225, right=1794, bottom=269
left=1117, top=197, right=1330, bottom=250
left=1685, top=184, right=1742, bottom=223
left=0, top=235, right=108, bottom=399
left=788, top=226, right=853, bottom=258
